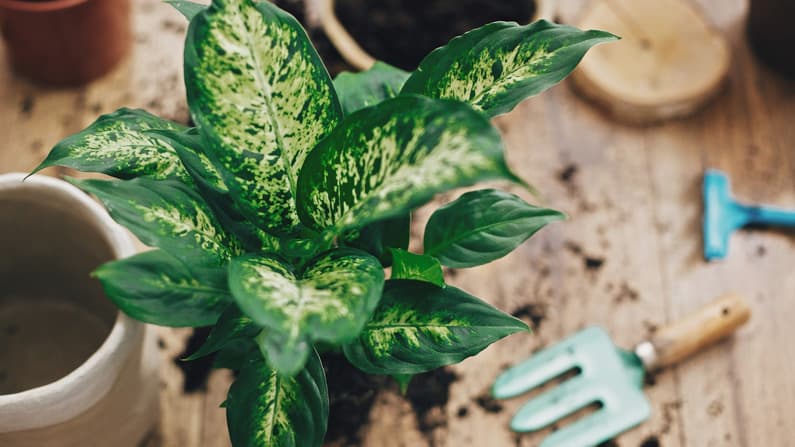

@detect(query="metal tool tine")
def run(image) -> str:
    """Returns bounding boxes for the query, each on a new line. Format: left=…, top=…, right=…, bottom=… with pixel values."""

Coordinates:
left=509, top=376, right=598, bottom=432
left=539, top=405, right=647, bottom=447
left=492, top=328, right=599, bottom=399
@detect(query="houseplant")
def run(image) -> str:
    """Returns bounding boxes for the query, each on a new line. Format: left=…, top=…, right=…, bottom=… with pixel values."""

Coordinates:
left=0, top=0, right=131, bottom=85
left=32, top=0, right=615, bottom=445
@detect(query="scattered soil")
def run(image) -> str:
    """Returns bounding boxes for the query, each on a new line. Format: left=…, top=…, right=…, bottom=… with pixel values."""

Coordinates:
left=565, top=241, right=584, bottom=256
left=335, top=0, right=536, bottom=71
left=405, top=367, right=460, bottom=435
left=559, top=163, right=578, bottom=183
left=512, top=302, right=548, bottom=330
left=20, top=95, right=34, bottom=116
left=174, top=327, right=214, bottom=393
left=707, top=399, right=724, bottom=417
left=639, top=436, right=661, bottom=447
left=597, top=439, right=620, bottom=447
left=660, top=400, right=682, bottom=435
left=644, top=370, right=658, bottom=387
left=474, top=391, right=504, bottom=413
left=456, top=405, right=469, bottom=418
left=565, top=241, right=606, bottom=272
left=757, top=245, right=767, bottom=257
left=323, top=352, right=386, bottom=444
left=613, top=282, right=640, bottom=304
left=584, top=256, right=605, bottom=271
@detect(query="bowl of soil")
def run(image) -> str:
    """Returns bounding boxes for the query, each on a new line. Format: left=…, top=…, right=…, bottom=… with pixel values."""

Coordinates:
left=0, top=173, right=159, bottom=447
left=303, top=0, right=554, bottom=72
left=747, top=0, right=795, bottom=77
left=0, top=0, right=131, bottom=86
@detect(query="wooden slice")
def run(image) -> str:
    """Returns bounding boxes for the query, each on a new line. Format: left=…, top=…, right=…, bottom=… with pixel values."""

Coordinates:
left=570, top=0, right=730, bottom=125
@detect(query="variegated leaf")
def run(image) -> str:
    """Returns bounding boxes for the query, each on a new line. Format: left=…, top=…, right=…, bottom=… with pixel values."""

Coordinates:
left=185, top=0, right=342, bottom=235
left=33, top=108, right=190, bottom=181
left=69, top=177, right=240, bottom=264
left=186, top=304, right=260, bottom=360
left=390, top=248, right=444, bottom=287
left=150, top=128, right=281, bottom=253
left=297, top=95, right=518, bottom=236
left=227, top=349, right=328, bottom=447
left=424, top=189, right=564, bottom=267
left=228, top=248, right=384, bottom=375
left=343, top=279, right=528, bottom=374
left=333, top=62, right=410, bottom=115
left=93, top=249, right=231, bottom=327
left=167, top=0, right=206, bottom=20
left=401, top=21, right=618, bottom=117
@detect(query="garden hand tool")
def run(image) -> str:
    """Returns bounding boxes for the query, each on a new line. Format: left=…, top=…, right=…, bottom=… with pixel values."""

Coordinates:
left=703, top=169, right=795, bottom=260
left=492, top=293, right=750, bottom=447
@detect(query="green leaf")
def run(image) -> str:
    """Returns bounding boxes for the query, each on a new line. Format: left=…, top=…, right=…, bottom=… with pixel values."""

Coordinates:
left=93, top=249, right=231, bottom=327
left=401, top=21, right=618, bottom=117
left=390, top=248, right=444, bottom=287
left=227, top=349, right=328, bottom=447
left=297, top=95, right=518, bottom=236
left=185, top=0, right=342, bottom=235
left=149, top=128, right=281, bottom=253
left=186, top=305, right=260, bottom=360
left=228, top=248, right=385, bottom=375
left=69, top=177, right=240, bottom=264
left=340, top=214, right=410, bottom=267
left=147, top=128, right=228, bottom=194
left=167, top=0, right=206, bottom=20
left=343, top=279, right=528, bottom=375
left=393, top=374, right=413, bottom=395
left=214, top=338, right=258, bottom=370
left=32, top=108, right=190, bottom=181
left=333, top=62, right=410, bottom=115
left=424, top=189, right=564, bottom=268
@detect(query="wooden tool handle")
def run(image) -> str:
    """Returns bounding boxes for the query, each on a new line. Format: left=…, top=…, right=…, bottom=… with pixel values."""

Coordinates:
left=641, top=293, right=750, bottom=370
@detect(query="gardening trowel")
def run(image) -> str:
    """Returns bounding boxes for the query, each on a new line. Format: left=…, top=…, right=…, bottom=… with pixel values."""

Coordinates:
left=492, top=294, right=750, bottom=447
left=703, top=169, right=795, bottom=260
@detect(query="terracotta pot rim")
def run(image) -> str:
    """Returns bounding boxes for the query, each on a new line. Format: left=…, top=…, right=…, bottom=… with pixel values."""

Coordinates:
left=0, top=0, right=89, bottom=13
left=0, top=173, right=140, bottom=432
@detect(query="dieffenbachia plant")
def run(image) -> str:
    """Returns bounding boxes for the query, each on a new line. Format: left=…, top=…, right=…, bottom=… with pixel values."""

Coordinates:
left=33, top=1, right=615, bottom=445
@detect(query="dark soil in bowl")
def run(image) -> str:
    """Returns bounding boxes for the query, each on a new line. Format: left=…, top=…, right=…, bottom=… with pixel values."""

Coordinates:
left=335, top=0, right=537, bottom=71
left=273, top=0, right=536, bottom=75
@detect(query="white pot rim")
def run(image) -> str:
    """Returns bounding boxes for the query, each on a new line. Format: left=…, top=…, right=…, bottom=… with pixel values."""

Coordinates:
left=0, top=173, right=140, bottom=432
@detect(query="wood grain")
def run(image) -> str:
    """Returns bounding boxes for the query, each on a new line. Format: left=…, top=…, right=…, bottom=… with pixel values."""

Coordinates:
left=1, top=0, right=793, bottom=446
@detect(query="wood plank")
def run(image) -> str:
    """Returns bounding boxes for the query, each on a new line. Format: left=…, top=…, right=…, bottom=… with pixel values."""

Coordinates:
left=1, top=0, right=793, bottom=446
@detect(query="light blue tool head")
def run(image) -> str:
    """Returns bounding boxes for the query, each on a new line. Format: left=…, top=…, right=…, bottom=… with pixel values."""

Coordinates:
left=703, top=169, right=795, bottom=260
left=703, top=170, right=748, bottom=261
left=492, top=327, right=651, bottom=447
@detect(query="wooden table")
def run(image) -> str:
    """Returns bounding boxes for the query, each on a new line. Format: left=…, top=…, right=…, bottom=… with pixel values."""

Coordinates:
left=2, top=0, right=793, bottom=446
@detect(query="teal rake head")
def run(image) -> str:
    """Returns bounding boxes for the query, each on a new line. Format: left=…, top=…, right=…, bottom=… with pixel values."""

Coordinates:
left=493, top=327, right=650, bottom=447
left=703, top=169, right=795, bottom=260
left=493, top=294, right=751, bottom=447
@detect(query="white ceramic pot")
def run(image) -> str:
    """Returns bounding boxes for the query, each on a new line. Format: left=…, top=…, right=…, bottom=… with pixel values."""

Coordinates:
left=0, top=173, right=160, bottom=447
left=313, top=0, right=556, bottom=70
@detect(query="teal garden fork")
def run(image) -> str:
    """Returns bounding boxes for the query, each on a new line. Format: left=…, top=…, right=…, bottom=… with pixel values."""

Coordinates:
left=493, top=294, right=750, bottom=446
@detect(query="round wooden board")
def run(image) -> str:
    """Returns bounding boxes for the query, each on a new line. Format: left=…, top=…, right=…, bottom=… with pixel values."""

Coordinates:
left=570, top=0, right=731, bottom=125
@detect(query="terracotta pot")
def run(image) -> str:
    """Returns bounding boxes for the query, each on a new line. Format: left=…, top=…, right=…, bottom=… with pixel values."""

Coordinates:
left=315, top=0, right=555, bottom=71
left=0, top=173, right=159, bottom=447
left=0, top=0, right=131, bottom=86
left=748, top=0, right=795, bottom=77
